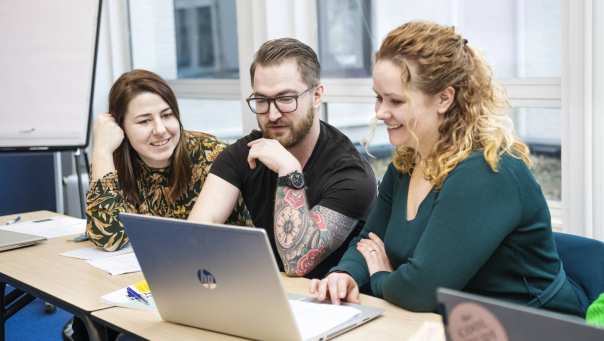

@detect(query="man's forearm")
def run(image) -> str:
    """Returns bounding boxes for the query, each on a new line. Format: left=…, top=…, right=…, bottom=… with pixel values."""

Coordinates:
left=187, top=174, right=241, bottom=224
left=273, top=186, right=357, bottom=276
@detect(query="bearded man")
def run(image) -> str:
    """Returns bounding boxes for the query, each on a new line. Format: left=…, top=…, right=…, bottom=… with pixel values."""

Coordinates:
left=189, top=38, right=376, bottom=278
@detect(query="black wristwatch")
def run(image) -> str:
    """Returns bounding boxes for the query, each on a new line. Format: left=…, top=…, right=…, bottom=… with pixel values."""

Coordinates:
left=277, top=170, right=305, bottom=189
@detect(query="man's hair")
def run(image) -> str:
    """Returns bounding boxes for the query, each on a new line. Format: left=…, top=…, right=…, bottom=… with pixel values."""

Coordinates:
left=250, top=38, right=320, bottom=87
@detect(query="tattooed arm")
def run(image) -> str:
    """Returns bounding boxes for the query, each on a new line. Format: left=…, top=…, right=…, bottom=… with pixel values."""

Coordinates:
left=274, top=186, right=358, bottom=276
left=243, top=137, right=361, bottom=276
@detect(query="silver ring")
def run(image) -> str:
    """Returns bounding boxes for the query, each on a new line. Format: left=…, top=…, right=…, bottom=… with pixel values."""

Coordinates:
left=369, top=249, right=377, bottom=254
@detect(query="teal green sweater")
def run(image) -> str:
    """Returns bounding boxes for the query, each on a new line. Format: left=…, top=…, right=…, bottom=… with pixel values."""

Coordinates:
left=332, top=152, right=584, bottom=316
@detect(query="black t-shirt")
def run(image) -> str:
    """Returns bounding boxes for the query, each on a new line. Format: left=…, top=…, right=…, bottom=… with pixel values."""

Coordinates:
left=210, top=121, right=377, bottom=278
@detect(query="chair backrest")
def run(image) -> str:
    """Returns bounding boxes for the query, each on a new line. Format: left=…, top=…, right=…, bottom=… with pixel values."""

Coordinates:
left=554, top=232, right=604, bottom=304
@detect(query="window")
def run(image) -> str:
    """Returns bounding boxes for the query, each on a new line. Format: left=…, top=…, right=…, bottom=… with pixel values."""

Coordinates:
left=317, top=0, right=562, bottom=211
left=128, top=0, right=242, bottom=138
left=317, top=0, right=560, bottom=79
left=173, top=0, right=239, bottom=79
left=178, top=98, right=243, bottom=140
left=317, top=0, right=372, bottom=78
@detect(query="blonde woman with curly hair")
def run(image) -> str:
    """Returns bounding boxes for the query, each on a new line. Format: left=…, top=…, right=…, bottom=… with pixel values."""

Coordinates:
left=310, top=21, right=586, bottom=316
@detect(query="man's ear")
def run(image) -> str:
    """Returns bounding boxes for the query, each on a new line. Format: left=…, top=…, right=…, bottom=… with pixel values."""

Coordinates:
left=313, top=84, right=325, bottom=109
left=437, top=86, right=455, bottom=114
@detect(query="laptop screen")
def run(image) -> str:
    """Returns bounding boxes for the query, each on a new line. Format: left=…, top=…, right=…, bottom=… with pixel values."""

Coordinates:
left=437, top=288, right=604, bottom=341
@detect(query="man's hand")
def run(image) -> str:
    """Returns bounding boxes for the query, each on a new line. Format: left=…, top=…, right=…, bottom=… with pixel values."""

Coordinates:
left=187, top=174, right=241, bottom=225
left=247, top=138, right=301, bottom=176
left=357, top=232, right=393, bottom=276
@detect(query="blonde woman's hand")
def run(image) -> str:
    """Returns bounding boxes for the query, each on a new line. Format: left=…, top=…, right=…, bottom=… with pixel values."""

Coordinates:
left=309, top=272, right=360, bottom=305
left=357, top=232, right=393, bottom=276
left=92, top=113, right=124, bottom=156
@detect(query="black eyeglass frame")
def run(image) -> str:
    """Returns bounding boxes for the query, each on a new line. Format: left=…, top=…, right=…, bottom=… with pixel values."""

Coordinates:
left=246, top=86, right=315, bottom=115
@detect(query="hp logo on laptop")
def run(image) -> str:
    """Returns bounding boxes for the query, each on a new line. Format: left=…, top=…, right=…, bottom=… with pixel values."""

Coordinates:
left=197, top=269, right=217, bottom=289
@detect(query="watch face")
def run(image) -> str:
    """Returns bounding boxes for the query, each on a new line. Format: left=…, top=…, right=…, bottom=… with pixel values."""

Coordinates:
left=290, top=172, right=305, bottom=189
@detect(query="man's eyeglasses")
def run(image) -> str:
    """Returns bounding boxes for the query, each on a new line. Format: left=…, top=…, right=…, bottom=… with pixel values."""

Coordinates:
left=246, top=86, right=314, bottom=115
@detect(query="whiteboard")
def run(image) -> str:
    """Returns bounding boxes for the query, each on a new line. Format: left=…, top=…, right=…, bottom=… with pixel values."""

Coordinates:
left=0, top=0, right=101, bottom=151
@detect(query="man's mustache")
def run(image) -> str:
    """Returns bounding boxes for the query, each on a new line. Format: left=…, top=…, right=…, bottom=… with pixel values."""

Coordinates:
left=264, top=120, right=289, bottom=128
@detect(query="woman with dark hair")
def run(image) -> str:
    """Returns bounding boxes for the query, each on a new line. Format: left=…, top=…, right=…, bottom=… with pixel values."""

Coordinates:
left=310, top=21, right=586, bottom=317
left=86, top=69, right=250, bottom=251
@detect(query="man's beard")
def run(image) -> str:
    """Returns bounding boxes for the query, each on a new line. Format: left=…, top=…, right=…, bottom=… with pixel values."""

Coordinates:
left=261, top=107, right=315, bottom=148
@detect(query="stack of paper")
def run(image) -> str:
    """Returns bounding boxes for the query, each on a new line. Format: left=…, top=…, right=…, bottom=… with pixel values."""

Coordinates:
left=289, top=300, right=361, bottom=340
left=87, top=252, right=141, bottom=275
left=102, top=280, right=157, bottom=311
left=61, top=244, right=133, bottom=260
left=60, top=245, right=140, bottom=275
left=0, top=216, right=85, bottom=238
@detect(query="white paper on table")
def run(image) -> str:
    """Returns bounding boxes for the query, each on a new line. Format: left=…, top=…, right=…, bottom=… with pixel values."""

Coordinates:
left=408, top=321, right=446, bottom=341
left=61, top=244, right=133, bottom=260
left=0, top=216, right=85, bottom=238
left=101, top=286, right=157, bottom=312
left=87, top=252, right=141, bottom=275
left=289, top=299, right=361, bottom=340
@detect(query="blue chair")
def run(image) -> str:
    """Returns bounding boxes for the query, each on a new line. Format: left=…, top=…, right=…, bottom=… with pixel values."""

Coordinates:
left=554, top=232, right=604, bottom=304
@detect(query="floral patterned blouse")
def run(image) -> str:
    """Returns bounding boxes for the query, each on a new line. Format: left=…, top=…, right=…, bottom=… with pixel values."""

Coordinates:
left=86, top=131, right=252, bottom=251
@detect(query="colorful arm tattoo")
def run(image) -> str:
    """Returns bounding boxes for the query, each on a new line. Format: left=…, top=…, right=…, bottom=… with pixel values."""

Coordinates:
left=274, top=186, right=358, bottom=276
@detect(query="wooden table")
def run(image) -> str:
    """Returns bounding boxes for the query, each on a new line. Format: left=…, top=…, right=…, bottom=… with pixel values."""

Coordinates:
left=0, top=211, right=445, bottom=340
left=0, top=211, right=139, bottom=341
left=92, top=271, right=444, bottom=340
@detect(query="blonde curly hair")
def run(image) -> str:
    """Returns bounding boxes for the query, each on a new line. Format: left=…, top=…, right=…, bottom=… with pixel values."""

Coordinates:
left=375, top=21, right=530, bottom=187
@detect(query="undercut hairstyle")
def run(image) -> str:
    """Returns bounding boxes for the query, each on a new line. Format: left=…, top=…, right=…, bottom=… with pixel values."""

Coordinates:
left=250, top=37, right=321, bottom=88
left=107, top=69, right=191, bottom=205
left=376, top=21, right=530, bottom=187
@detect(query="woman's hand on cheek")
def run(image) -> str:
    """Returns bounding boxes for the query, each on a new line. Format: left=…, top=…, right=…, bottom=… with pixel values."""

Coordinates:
left=93, top=112, right=125, bottom=156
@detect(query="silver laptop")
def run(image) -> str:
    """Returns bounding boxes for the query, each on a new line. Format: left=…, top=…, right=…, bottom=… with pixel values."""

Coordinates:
left=437, top=287, right=604, bottom=341
left=120, top=213, right=383, bottom=341
left=0, top=229, right=46, bottom=252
